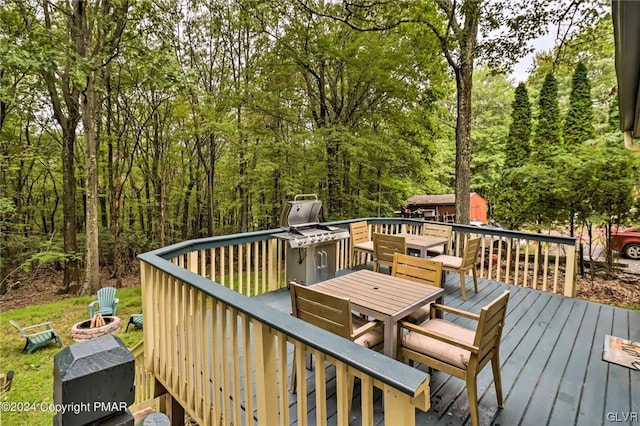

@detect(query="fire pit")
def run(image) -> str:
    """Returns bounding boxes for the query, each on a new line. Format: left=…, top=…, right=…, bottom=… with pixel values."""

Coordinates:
left=70, top=315, right=121, bottom=342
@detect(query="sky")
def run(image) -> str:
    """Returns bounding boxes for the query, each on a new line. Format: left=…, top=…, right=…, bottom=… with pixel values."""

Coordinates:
left=509, top=32, right=557, bottom=83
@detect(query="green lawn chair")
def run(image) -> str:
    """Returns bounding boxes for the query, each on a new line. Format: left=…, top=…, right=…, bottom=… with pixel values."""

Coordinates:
left=9, top=320, right=63, bottom=354
left=0, top=371, right=14, bottom=393
left=88, top=287, right=119, bottom=318
left=126, top=314, right=143, bottom=332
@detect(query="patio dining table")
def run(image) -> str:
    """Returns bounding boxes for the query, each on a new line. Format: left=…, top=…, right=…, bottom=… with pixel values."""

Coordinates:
left=353, top=232, right=448, bottom=258
left=311, top=269, right=444, bottom=359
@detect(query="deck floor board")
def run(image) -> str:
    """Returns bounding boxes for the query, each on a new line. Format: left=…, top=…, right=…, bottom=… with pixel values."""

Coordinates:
left=250, top=275, right=640, bottom=425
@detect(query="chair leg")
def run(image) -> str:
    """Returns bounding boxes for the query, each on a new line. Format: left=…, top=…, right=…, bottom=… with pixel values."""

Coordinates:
left=347, top=375, right=355, bottom=415
left=459, top=271, right=467, bottom=300
left=472, top=268, right=479, bottom=293
left=289, top=351, right=297, bottom=394
left=466, top=374, right=480, bottom=426
left=492, top=355, right=504, bottom=408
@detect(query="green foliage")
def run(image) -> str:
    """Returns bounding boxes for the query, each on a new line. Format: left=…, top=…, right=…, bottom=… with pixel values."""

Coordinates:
left=533, top=72, right=562, bottom=161
left=493, top=163, right=569, bottom=229
left=470, top=68, right=512, bottom=208
left=0, top=197, right=17, bottom=218
left=564, top=61, right=595, bottom=147
left=505, top=83, right=532, bottom=168
left=20, top=251, right=81, bottom=272
left=0, top=0, right=632, bottom=288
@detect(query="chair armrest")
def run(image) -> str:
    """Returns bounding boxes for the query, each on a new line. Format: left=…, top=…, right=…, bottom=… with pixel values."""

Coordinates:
left=113, top=298, right=120, bottom=306
left=88, top=301, right=100, bottom=309
left=23, top=322, right=52, bottom=332
left=430, top=303, right=480, bottom=321
left=351, top=320, right=383, bottom=340
left=399, top=320, right=479, bottom=354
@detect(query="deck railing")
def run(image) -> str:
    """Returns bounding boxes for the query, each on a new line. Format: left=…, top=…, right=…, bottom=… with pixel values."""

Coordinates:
left=337, top=219, right=577, bottom=298
left=136, top=217, right=577, bottom=424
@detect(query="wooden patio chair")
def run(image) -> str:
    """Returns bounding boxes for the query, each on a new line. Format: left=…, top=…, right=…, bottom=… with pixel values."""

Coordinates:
left=391, top=253, right=443, bottom=324
left=349, top=221, right=372, bottom=266
left=373, top=233, right=406, bottom=273
left=430, top=237, right=482, bottom=300
left=88, top=286, right=119, bottom=318
left=397, top=291, right=510, bottom=426
left=288, top=283, right=384, bottom=409
left=10, top=320, right=63, bottom=354
left=421, top=223, right=453, bottom=256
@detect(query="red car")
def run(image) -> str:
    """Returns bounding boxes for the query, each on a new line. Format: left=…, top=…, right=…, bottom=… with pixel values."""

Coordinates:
left=610, top=226, right=640, bottom=259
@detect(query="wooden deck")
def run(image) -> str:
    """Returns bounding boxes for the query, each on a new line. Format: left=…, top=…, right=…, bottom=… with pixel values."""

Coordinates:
left=254, top=273, right=640, bottom=425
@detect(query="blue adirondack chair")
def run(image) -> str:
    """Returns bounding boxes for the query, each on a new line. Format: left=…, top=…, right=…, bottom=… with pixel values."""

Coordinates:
left=88, top=287, right=119, bottom=318
left=10, top=320, right=63, bottom=354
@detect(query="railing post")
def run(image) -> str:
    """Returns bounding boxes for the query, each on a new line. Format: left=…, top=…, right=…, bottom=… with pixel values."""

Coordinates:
left=564, top=244, right=577, bottom=298
left=268, top=239, right=277, bottom=291
left=382, top=384, right=418, bottom=426
left=254, top=322, right=278, bottom=425
left=187, top=251, right=198, bottom=274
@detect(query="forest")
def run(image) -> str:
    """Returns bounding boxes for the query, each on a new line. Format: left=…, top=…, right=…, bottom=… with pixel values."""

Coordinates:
left=1, top=0, right=639, bottom=295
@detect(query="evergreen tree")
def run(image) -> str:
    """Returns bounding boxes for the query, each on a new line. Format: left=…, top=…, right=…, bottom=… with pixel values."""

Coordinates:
left=564, top=61, right=595, bottom=147
left=533, top=73, right=561, bottom=161
left=505, top=83, right=532, bottom=168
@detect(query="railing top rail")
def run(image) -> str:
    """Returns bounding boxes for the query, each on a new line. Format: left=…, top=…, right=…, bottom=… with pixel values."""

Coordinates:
left=327, top=218, right=577, bottom=246
left=147, top=217, right=576, bottom=261
left=137, top=253, right=429, bottom=397
left=145, top=228, right=279, bottom=260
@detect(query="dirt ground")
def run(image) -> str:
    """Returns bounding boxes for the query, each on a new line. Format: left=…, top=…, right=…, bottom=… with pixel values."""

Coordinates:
left=1, top=265, right=638, bottom=312
left=576, top=269, right=640, bottom=307
left=0, top=268, right=141, bottom=312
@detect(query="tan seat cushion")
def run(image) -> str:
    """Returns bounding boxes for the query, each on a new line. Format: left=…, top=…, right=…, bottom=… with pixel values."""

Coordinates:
left=405, top=304, right=432, bottom=324
left=401, top=319, right=475, bottom=368
left=430, top=254, right=462, bottom=269
left=352, top=315, right=384, bottom=348
left=426, top=246, right=445, bottom=255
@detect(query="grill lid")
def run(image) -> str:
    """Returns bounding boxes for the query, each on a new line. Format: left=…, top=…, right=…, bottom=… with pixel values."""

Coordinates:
left=280, top=194, right=322, bottom=229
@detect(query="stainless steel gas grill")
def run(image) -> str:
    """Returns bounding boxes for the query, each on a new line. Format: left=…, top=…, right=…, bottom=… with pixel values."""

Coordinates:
left=272, top=194, right=350, bottom=285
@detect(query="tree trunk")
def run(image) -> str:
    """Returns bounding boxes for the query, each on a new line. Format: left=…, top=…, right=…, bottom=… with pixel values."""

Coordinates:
left=81, top=72, right=101, bottom=295
left=326, top=137, right=340, bottom=218
left=208, top=134, right=216, bottom=236
left=237, top=106, right=249, bottom=233
left=61, top=120, right=80, bottom=291
left=454, top=64, right=473, bottom=224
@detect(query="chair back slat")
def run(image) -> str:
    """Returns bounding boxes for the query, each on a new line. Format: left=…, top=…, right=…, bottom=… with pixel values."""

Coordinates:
left=422, top=223, right=453, bottom=254
left=373, top=233, right=406, bottom=267
left=290, top=284, right=353, bottom=339
left=461, top=237, right=482, bottom=269
left=392, top=253, right=442, bottom=287
left=349, top=221, right=370, bottom=245
left=422, top=223, right=452, bottom=240
left=97, top=287, right=116, bottom=305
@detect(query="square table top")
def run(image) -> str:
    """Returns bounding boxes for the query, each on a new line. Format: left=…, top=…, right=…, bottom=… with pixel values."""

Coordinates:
left=353, top=233, right=448, bottom=256
left=311, top=269, right=443, bottom=317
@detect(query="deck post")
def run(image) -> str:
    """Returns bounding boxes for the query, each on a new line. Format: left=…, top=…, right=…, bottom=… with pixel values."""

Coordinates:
left=254, top=322, right=278, bottom=425
left=383, top=384, right=417, bottom=426
left=563, top=244, right=577, bottom=298
left=165, top=393, right=185, bottom=426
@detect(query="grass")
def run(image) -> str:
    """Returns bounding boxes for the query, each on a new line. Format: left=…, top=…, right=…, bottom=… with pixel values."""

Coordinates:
left=0, top=287, right=143, bottom=425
